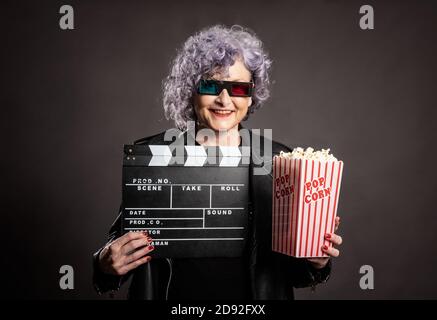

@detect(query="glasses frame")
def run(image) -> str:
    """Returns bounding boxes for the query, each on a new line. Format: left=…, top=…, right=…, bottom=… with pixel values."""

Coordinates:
left=196, top=79, right=255, bottom=97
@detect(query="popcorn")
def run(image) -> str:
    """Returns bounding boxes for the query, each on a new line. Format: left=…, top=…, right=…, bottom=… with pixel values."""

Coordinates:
left=279, top=147, right=338, bottom=161
left=272, top=147, right=344, bottom=258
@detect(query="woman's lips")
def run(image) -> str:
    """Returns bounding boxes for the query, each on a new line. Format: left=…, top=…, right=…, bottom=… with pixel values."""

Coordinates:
left=210, top=109, right=234, bottom=119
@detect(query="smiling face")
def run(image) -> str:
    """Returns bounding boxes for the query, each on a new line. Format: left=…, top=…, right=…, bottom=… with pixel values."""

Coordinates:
left=194, top=58, right=253, bottom=132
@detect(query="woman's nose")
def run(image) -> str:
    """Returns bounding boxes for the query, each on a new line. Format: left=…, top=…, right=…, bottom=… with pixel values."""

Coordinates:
left=215, top=88, right=232, bottom=106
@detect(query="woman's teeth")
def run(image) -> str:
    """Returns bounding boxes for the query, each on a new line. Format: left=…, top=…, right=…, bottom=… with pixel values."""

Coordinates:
left=212, top=110, right=232, bottom=114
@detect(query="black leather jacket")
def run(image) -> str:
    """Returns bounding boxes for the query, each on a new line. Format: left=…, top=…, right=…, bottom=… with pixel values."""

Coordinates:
left=92, top=128, right=331, bottom=300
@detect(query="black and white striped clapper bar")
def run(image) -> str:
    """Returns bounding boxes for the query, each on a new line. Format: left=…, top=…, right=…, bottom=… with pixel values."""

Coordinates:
left=122, top=144, right=251, bottom=258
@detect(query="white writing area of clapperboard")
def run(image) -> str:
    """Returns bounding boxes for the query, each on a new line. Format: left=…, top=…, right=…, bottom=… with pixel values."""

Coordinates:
left=122, top=144, right=251, bottom=258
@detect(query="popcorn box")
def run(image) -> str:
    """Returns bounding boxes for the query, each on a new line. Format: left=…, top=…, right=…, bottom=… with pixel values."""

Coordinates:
left=272, top=152, right=344, bottom=258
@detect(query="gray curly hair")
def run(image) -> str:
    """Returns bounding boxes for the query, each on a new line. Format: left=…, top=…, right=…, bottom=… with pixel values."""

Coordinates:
left=162, top=24, right=273, bottom=131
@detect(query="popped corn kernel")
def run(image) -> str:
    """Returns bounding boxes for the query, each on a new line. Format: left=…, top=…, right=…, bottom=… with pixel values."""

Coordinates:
left=279, top=147, right=338, bottom=161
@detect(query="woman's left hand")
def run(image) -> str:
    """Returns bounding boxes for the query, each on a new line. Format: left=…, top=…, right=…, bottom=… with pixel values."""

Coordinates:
left=306, top=216, right=342, bottom=269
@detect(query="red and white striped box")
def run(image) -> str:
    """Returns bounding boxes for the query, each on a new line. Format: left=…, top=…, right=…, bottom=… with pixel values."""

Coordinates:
left=272, top=156, right=344, bottom=257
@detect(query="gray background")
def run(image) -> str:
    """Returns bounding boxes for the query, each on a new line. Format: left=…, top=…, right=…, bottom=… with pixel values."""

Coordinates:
left=2, top=0, right=436, bottom=299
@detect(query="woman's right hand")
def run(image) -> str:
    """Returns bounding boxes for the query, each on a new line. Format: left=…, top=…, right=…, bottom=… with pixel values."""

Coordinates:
left=98, top=231, right=154, bottom=276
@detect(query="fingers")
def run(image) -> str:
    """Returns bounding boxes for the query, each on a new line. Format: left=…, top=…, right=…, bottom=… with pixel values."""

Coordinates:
left=334, top=216, right=340, bottom=231
left=121, top=255, right=153, bottom=275
left=113, top=231, right=149, bottom=249
left=124, top=244, right=155, bottom=265
left=100, top=231, right=154, bottom=276
left=121, top=236, right=153, bottom=255
left=321, top=244, right=340, bottom=257
left=325, top=232, right=342, bottom=246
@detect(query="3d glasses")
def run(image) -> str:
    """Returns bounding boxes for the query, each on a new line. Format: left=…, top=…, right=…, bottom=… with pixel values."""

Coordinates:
left=197, top=79, right=255, bottom=97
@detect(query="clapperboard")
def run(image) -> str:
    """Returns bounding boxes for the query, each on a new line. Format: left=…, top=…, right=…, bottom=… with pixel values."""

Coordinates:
left=122, top=144, right=251, bottom=258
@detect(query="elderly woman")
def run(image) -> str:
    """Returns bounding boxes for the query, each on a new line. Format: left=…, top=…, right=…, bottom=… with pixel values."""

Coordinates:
left=93, top=25, right=342, bottom=300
